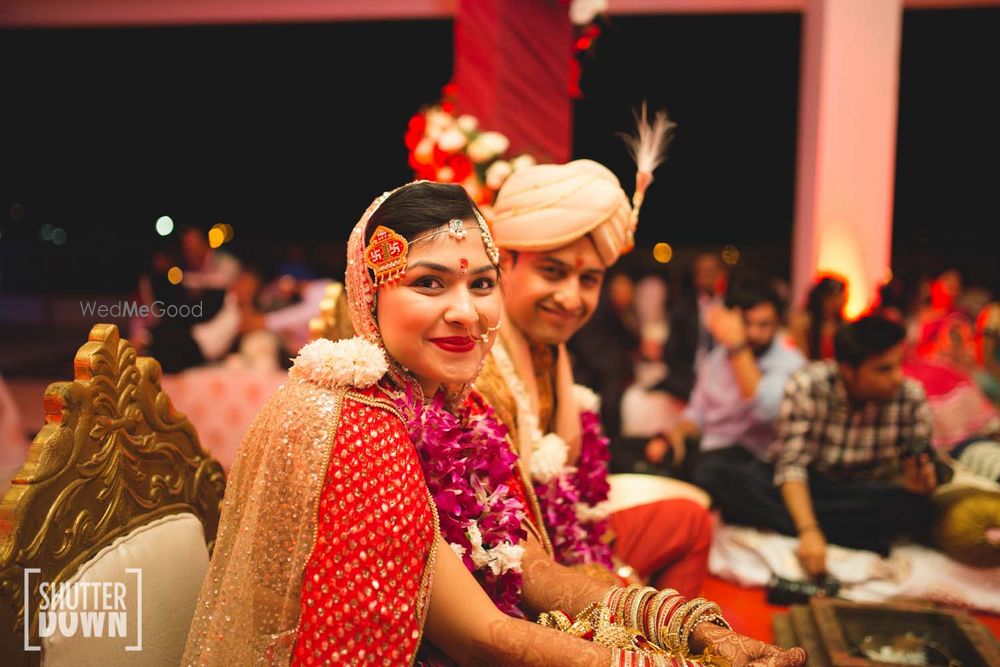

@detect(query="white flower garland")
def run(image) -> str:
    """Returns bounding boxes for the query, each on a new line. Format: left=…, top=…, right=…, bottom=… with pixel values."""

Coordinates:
left=532, top=433, right=570, bottom=484
left=489, top=342, right=569, bottom=481
left=572, top=383, right=601, bottom=414
left=574, top=500, right=611, bottom=523
left=488, top=341, right=610, bottom=484
left=290, top=336, right=388, bottom=389
left=489, top=342, right=615, bottom=566
left=463, top=523, right=524, bottom=576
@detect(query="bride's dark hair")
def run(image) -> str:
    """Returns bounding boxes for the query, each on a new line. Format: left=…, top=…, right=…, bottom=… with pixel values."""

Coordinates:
left=365, top=181, right=482, bottom=245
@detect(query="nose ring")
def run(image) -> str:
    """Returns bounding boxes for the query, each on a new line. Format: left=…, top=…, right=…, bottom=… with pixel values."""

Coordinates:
left=465, top=311, right=501, bottom=344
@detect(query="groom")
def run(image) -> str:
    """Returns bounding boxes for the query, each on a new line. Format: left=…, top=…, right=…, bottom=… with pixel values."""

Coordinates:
left=476, top=159, right=713, bottom=596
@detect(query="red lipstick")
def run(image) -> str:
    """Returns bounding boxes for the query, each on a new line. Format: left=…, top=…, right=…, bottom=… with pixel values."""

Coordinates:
left=430, top=336, right=476, bottom=353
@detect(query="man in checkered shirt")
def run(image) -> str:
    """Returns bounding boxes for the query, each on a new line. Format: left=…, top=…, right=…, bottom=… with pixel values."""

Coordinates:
left=702, top=315, right=939, bottom=577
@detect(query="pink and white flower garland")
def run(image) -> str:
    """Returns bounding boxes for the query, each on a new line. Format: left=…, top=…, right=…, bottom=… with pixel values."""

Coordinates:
left=398, top=390, right=529, bottom=618
left=489, top=343, right=614, bottom=568
left=533, top=407, right=614, bottom=568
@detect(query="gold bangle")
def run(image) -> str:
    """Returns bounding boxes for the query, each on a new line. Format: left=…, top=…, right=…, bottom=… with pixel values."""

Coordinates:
left=673, top=597, right=708, bottom=650
left=615, top=587, right=634, bottom=624
left=655, top=595, right=685, bottom=648
left=539, top=609, right=574, bottom=633
left=644, top=589, right=677, bottom=641
left=614, top=585, right=633, bottom=622
left=638, top=588, right=658, bottom=630
left=686, top=612, right=732, bottom=659
left=625, top=586, right=648, bottom=627
left=691, top=612, right=732, bottom=637
left=617, top=584, right=643, bottom=624
left=605, top=586, right=627, bottom=623
left=569, top=603, right=601, bottom=636
left=664, top=599, right=700, bottom=653
left=603, top=585, right=624, bottom=611
left=680, top=600, right=719, bottom=655
left=629, top=587, right=656, bottom=632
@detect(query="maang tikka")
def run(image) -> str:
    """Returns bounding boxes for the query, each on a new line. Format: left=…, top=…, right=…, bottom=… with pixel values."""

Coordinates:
left=363, top=225, right=409, bottom=286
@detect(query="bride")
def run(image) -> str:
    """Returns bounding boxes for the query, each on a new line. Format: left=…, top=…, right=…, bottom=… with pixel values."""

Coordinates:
left=183, top=181, right=806, bottom=667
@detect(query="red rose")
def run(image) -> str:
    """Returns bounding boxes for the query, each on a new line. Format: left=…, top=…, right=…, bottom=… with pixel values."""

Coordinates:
left=405, top=129, right=423, bottom=150
left=447, top=153, right=473, bottom=182
left=415, top=164, right=437, bottom=181
left=433, top=143, right=451, bottom=167
left=408, top=113, right=426, bottom=135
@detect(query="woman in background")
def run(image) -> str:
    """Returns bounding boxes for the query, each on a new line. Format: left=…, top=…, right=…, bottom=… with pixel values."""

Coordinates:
left=789, top=276, right=845, bottom=361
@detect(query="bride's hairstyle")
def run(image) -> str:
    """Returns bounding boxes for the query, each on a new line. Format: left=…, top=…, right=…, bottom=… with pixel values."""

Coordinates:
left=365, top=181, right=482, bottom=245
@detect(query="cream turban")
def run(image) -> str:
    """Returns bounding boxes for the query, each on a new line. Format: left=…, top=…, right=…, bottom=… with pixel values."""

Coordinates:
left=490, top=159, right=634, bottom=267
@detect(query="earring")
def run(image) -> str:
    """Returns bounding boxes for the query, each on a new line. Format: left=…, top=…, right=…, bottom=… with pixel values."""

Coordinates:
left=465, top=311, right=501, bottom=344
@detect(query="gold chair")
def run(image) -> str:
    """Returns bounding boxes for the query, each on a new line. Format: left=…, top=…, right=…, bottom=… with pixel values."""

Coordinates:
left=307, top=281, right=355, bottom=342
left=0, top=324, right=225, bottom=666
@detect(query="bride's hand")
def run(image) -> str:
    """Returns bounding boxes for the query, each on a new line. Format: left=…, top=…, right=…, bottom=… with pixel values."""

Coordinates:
left=691, top=623, right=807, bottom=667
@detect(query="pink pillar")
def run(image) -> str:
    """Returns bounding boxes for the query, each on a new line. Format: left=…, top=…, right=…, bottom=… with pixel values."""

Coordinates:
left=451, top=0, right=573, bottom=164
left=792, top=0, right=903, bottom=318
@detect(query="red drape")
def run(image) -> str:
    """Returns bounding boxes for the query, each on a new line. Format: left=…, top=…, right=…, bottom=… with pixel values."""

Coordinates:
left=452, top=0, right=573, bottom=164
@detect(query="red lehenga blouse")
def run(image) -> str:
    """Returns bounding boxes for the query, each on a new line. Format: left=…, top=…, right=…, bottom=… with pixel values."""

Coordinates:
left=291, top=384, right=439, bottom=665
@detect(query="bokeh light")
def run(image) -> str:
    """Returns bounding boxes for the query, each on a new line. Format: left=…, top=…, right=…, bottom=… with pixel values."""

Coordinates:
left=721, top=245, right=740, bottom=266
left=156, top=215, right=174, bottom=236
left=167, top=266, right=184, bottom=285
left=208, top=227, right=225, bottom=249
left=652, top=242, right=673, bottom=264
left=51, top=228, right=67, bottom=245
left=210, top=223, right=234, bottom=244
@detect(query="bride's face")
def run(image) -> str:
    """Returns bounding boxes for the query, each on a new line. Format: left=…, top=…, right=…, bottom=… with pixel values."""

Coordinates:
left=376, top=222, right=500, bottom=396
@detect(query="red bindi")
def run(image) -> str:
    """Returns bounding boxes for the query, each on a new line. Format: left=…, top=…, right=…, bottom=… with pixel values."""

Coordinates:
left=575, top=256, right=585, bottom=269
left=460, top=257, right=469, bottom=274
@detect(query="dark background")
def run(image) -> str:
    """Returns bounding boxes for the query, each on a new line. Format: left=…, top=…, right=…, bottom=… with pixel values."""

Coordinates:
left=1, top=8, right=998, bottom=295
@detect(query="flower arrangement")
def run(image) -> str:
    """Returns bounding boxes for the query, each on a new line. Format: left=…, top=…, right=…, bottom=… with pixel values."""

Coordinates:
left=406, top=85, right=537, bottom=207
left=569, top=0, right=607, bottom=26
left=568, top=0, right=607, bottom=97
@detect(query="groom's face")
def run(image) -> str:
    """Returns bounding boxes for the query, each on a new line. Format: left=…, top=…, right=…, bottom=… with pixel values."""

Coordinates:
left=499, top=236, right=605, bottom=346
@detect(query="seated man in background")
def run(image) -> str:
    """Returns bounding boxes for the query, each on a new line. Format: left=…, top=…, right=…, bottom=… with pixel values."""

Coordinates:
left=647, top=275, right=805, bottom=478
left=699, top=315, right=939, bottom=577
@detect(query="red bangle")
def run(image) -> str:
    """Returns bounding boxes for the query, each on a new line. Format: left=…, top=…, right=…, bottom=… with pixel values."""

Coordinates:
left=655, top=595, right=686, bottom=642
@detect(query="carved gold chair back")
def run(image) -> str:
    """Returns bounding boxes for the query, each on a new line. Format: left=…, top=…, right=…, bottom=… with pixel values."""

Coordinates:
left=308, top=281, right=355, bottom=342
left=0, top=324, right=225, bottom=665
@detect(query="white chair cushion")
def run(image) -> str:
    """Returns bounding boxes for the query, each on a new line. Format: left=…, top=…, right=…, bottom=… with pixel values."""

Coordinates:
left=41, top=512, right=208, bottom=667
